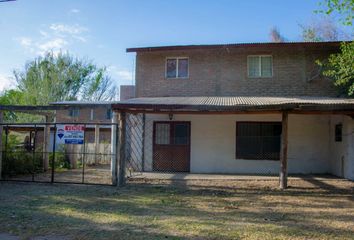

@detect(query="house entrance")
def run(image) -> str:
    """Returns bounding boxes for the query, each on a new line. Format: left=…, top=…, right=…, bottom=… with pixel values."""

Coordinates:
left=153, top=121, right=190, bottom=172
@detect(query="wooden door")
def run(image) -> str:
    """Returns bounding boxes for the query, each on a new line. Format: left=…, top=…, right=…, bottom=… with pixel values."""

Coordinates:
left=153, top=121, right=190, bottom=172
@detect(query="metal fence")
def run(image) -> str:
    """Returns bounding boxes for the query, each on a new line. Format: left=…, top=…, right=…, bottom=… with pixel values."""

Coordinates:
left=0, top=122, right=116, bottom=185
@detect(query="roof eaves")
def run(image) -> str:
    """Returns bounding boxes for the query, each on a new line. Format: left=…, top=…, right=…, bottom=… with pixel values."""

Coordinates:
left=126, top=41, right=346, bottom=53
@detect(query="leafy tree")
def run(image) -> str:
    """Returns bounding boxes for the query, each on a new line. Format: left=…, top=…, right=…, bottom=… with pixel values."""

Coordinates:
left=0, top=89, right=25, bottom=121
left=313, top=0, right=354, bottom=97
left=299, top=17, right=347, bottom=41
left=0, top=89, right=24, bottom=105
left=318, top=41, right=354, bottom=96
left=13, top=51, right=117, bottom=105
left=316, top=0, right=354, bottom=25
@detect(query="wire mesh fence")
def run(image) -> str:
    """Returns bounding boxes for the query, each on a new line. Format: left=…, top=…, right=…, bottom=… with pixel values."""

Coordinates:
left=0, top=123, right=116, bottom=185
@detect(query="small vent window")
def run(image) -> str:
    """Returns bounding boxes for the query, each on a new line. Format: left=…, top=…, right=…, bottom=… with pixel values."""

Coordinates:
left=335, top=124, right=342, bottom=142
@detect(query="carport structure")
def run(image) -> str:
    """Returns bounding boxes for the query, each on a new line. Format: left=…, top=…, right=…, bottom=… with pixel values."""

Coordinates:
left=112, top=96, right=354, bottom=189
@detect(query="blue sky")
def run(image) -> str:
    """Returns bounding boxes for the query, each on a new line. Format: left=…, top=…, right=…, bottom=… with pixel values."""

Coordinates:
left=0, top=0, right=346, bottom=91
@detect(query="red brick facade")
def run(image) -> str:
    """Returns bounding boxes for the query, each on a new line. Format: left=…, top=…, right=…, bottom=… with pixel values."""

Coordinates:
left=120, top=85, right=135, bottom=100
left=135, top=45, right=339, bottom=97
left=55, top=107, right=111, bottom=123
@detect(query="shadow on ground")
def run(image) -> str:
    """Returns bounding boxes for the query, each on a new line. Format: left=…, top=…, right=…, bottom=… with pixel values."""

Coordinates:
left=0, top=177, right=353, bottom=240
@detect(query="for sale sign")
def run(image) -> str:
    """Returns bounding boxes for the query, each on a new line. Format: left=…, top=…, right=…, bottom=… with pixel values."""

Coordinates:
left=56, top=124, right=85, bottom=144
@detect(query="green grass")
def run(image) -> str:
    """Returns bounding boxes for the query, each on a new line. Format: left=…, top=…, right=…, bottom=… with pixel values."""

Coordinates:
left=0, top=178, right=353, bottom=240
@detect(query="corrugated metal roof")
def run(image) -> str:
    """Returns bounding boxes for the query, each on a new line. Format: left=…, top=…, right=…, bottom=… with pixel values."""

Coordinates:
left=126, top=41, right=345, bottom=53
left=113, top=96, right=354, bottom=112
left=50, top=101, right=114, bottom=106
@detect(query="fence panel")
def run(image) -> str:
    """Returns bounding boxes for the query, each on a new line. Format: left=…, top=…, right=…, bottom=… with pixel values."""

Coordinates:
left=0, top=122, right=116, bottom=185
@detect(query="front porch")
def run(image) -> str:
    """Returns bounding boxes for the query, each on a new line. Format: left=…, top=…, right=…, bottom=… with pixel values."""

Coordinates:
left=113, top=96, right=354, bottom=189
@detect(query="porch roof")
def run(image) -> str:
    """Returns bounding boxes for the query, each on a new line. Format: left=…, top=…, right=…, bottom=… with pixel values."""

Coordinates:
left=112, top=96, right=354, bottom=113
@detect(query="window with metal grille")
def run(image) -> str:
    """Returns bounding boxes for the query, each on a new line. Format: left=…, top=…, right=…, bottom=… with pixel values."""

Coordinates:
left=173, top=123, right=189, bottom=145
left=155, top=123, right=170, bottom=145
left=236, top=122, right=281, bottom=160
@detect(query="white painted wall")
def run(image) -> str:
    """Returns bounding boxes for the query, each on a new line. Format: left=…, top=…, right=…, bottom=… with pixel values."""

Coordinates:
left=329, top=115, right=354, bottom=180
left=287, top=114, right=331, bottom=174
left=143, top=113, right=338, bottom=175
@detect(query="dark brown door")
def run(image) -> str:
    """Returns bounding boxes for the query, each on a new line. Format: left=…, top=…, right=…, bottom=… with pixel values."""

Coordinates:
left=153, top=121, right=190, bottom=172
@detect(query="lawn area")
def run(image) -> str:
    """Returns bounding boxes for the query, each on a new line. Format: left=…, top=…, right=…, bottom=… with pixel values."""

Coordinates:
left=0, top=178, right=353, bottom=240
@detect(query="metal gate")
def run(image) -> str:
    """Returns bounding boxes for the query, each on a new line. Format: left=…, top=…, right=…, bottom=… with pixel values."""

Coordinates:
left=0, top=122, right=117, bottom=185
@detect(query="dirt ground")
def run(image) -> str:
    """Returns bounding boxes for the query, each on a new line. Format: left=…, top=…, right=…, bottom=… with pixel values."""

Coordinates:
left=0, top=177, right=353, bottom=240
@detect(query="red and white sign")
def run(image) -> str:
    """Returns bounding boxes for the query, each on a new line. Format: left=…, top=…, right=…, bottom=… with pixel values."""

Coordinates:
left=56, top=124, right=85, bottom=144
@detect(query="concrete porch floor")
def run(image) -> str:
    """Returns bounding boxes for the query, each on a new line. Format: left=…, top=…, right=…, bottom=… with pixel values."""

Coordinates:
left=127, top=172, right=343, bottom=181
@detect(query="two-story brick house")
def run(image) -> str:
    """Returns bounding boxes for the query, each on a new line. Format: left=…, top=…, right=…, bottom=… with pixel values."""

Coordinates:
left=113, top=41, right=354, bottom=185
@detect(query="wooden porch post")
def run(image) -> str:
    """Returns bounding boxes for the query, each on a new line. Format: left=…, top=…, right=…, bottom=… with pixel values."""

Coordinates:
left=43, top=115, right=51, bottom=172
left=0, top=111, right=3, bottom=179
left=280, top=111, right=289, bottom=189
left=111, top=111, right=118, bottom=186
left=118, top=111, right=126, bottom=187
left=94, top=124, right=100, bottom=165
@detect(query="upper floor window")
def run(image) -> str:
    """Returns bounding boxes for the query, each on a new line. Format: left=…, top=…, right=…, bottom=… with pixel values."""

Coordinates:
left=247, top=55, right=273, bottom=78
left=69, top=108, right=80, bottom=117
left=166, top=58, right=189, bottom=78
left=90, top=109, right=94, bottom=121
left=106, top=109, right=112, bottom=120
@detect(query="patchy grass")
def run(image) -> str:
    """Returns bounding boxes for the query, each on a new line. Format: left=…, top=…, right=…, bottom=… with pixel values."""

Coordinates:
left=0, top=178, right=353, bottom=240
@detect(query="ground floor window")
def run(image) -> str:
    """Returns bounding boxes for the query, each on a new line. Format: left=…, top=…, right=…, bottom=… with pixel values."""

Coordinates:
left=236, top=122, right=281, bottom=160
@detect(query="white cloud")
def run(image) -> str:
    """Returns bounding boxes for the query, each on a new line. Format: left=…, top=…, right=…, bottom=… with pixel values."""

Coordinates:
left=19, top=37, right=32, bottom=47
left=16, top=23, right=89, bottom=55
left=107, top=66, right=133, bottom=81
left=70, top=8, right=80, bottom=14
left=37, top=38, right=68, bottom=55
left=116, top=70, right=132, bottom=80
left=50, top=23, right=88, bottom=35
left=39, top=30, right=49, bottom=38
left=73, top=35, right=87, bottom=43
left=0, top=74, right=13, bottom=91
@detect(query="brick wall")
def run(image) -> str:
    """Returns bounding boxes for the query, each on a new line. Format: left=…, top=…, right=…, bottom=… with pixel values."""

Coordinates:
left=55, top=107, right=111, bottom=123
left=120, top=85, right=135, bottom=100
left=135, top=45, right=339, bottom=97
